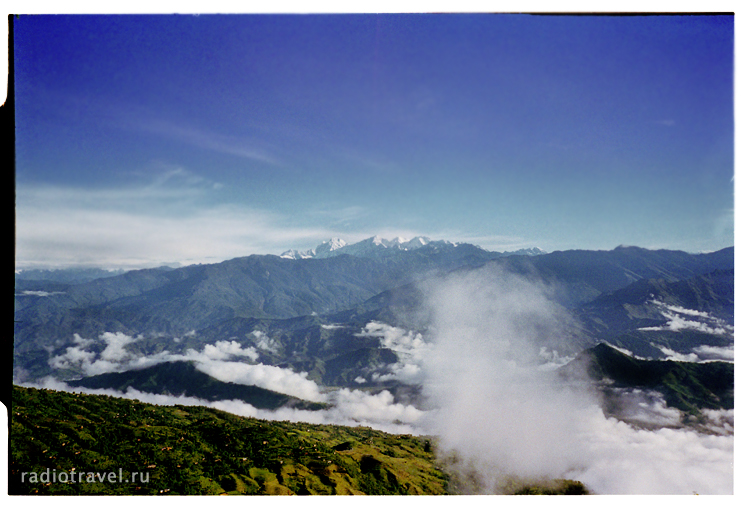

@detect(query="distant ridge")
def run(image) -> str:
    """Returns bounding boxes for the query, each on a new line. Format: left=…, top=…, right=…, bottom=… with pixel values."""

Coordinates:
left=281, top=236, right=547, bottom=260
left=559, top=343, right=733, bottom=415
left=14, top=245, right=732, bottom=382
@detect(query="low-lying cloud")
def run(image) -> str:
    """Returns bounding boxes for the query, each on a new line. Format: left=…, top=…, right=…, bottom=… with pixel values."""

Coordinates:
left=414, top=264, right=733, bottom=494
left=656, top=344, right=735, bottom=363
left=47, top=331, right=323, bottom=401
left=31, top=264, right=735, bottom=494
left=18, top=290, right=66, bottom=297
left=38, top=330, right=425, bottom=433
left=640, top=301, right=733, bottom=336
left=355, top=321, right=431, bottom=384
left=28, top=377, right=424, bottom=437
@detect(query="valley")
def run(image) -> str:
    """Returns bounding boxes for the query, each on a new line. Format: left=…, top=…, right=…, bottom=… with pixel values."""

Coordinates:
left=12, top=238, right=735, bottom=494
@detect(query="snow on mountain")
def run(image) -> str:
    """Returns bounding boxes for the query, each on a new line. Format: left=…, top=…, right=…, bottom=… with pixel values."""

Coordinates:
left=280, top=236, right=433, bottom=259
left=314, top=237, right=348, bottom=256
left=280, top=237, right=348, bottom=259
left=511, top=247, right=546, bottom=256
left=280, top=236, right=545, bottom=260
left=279, top=249, right=315, bottom=260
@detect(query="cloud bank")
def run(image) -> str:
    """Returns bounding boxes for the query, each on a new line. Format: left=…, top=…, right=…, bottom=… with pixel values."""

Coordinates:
left=15, top=182, right=340, bottom=270
left=414, top=264, right=733, bottom=494
left=38, top=330, right=425, bottom=434
left=47, top=331, right=323, bottom=402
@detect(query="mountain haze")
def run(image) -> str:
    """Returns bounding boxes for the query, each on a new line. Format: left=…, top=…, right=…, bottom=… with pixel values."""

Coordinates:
left=14, top=243, right=733, bottom=383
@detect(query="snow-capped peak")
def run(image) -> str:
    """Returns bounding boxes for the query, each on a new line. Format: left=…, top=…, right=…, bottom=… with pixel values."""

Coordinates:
left=280, top=235, right=547, bottom=260
left=506, top=246, right=546, bottom=256
left=281, top=235, right=434, bottom=259
left=279, top=249, right=315, bottom=260
left=314, top=237, right=348, bottom=255
left=369, top=236, right=388, bottom=247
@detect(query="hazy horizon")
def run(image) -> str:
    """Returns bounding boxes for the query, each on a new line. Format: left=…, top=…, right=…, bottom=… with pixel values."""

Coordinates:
left=14, top=233, right=735, bottom=272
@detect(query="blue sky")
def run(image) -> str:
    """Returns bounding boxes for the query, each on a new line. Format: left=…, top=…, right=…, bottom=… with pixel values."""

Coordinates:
left=14, top=13, right=734, bottom=269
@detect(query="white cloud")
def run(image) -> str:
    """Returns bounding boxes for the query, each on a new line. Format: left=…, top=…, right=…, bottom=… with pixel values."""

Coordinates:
left=571, top=411, right=733, bottom=494
left=195, top=340, right=259, bottom=362
left=639, top=301, right=733, bottom=336
left=320, top=324, right=344, bottom=330
left=138, top=119, right=280, bottom=165
left=610, top=388, right=683, bottom=427
left=249, top=330, right=281, bottom=353
left=193, top=361, right=324, bottom=402
left=699, top=409, right=734, bottom=436
left=606, top=344, right=635, bottom=357
left=36, top=264, right=737, bottom=495
left=26, top=374, right=426, bottom=436
left=47, top=332, right=324, bottom=402
left=49, top=331, right=143, bottom=375
left=15, top=183, right=339, bottom=270
left=655, top=344, right=734, bottom=363
left=656, top=346, right=700, bottom=362
left=329, top=388, right=425, bottom=425
left=655, top=119, right=676, bottom=126
left=49, top=347, right=97, bottom=371
left=16, top=178, right=537, bottom=270
left=537, top=347, right=574, bottom=370
left=654, top=302, right=712, bottom=318
left=415, top=264, right=733, bottom=494
left=99, top=332, right=143, bottom=362
left=693, top=344, right=734, bottom=362
left=73, top=333, right=95, bottom=347
left=356, top=321, right=431, bottom=384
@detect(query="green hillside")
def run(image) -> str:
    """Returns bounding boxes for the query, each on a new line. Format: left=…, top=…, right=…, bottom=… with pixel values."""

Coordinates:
left=9, top=385, right=447, bottom=495
left=9, top=385, right=589, bottom=495
left=560, top=343, right=733, bottom=417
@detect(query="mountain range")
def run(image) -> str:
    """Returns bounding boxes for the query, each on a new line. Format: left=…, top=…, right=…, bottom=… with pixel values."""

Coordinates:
left=13, top=238, right=734, bottom=436
left=14, top=243, right=731, bottom=371
left=559, top=343, right=733, bottom=421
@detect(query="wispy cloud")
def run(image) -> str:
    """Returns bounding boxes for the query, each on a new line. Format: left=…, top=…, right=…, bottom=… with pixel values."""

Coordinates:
left=138, top=118, right=281, bottom=165
left=654, top=119, right=676, bottom=127
left=15, top=180, right=339, bottom=270
left=144, top=162, right=224, bottom=191
left=639, top=301, right=733, bottom=336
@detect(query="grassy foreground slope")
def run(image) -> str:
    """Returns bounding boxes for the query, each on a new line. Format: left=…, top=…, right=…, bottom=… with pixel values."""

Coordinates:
left=9, top=385, right=446, bottom=495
